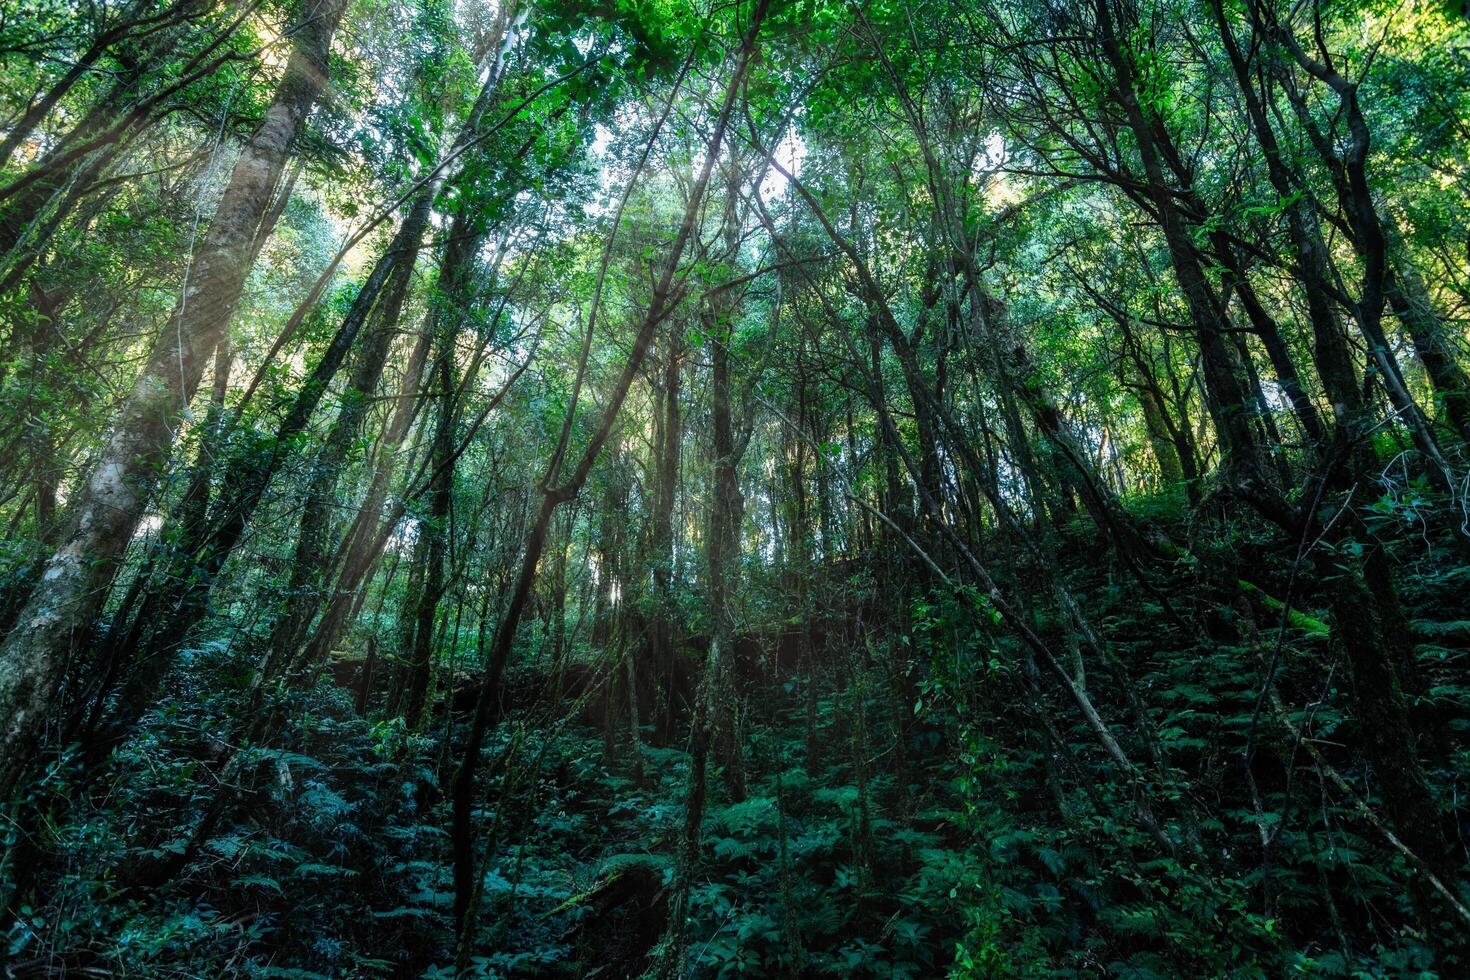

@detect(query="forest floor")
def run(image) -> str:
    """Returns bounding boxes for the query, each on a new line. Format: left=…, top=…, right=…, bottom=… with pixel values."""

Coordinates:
left=7, top=503, right=1470, bottom=978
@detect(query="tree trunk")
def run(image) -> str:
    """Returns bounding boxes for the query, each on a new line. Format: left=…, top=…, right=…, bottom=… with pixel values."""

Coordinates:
left=0, top=0, right=345, bottom=799
left=268, top=187, right=437, bottom=667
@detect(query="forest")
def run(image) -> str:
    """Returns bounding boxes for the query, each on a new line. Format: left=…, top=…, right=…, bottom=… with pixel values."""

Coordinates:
left=2, top=0, right=1470, bottom=975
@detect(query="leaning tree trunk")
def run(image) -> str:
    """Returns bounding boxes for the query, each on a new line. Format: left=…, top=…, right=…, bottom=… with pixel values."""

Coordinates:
left=265, top=188, right=437, bottom=670
left=0, top=0, right=346, bottom=800
left=98, top=198, right=424, bottom=742
left=94, top=8, right=523, bottom=738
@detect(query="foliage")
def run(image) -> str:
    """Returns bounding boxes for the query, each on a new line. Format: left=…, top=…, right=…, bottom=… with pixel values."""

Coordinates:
left=3, top=0, right=1470, bottom=977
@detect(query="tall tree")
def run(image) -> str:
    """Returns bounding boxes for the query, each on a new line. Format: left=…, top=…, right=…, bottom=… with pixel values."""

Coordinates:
left=0, top=0, right=347, bottom=797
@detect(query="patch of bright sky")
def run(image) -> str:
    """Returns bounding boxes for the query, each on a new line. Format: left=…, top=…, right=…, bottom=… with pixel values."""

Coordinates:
left=759, top=130, right=806, bottom=202
left=979, top=131, right=1021, bottom=210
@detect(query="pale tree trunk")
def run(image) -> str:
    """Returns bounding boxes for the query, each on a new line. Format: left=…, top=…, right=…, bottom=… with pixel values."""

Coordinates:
left=0, top=0, right=346, bottom=799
